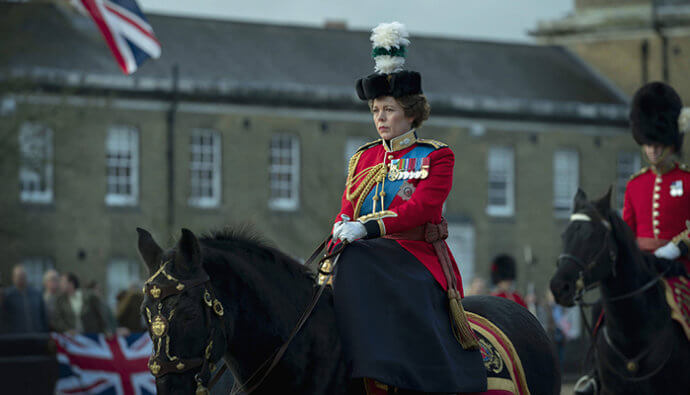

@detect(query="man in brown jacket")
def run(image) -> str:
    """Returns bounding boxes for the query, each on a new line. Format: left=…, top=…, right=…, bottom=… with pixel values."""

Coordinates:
left=53, top=273, right=110, bottom=334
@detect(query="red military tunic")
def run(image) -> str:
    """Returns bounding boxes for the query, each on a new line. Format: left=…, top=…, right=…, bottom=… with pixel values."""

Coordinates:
left=333, top=129, right=463, bottom=293
left=623, top=162, right=690, bottom=272
left=490, top=290, right=527, bottom=309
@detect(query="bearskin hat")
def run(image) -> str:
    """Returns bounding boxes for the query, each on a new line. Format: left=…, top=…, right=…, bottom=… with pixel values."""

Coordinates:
left=355, top=22, right=422, bottom=101
left=491, top=254, right=516, bottom=285
left=629, top=82, right=684, bottom=152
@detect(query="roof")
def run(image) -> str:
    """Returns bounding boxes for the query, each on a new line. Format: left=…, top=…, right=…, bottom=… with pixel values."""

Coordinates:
left=0, top=3, right=629, bottom=124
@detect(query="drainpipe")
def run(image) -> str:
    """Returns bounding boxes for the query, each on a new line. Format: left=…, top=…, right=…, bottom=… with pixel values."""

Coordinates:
left=166, top=64, right=179, bottom=236
left=652, top=0, right=670, bottom=83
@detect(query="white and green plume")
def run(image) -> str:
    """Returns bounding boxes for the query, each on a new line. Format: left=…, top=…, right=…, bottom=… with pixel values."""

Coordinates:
left=370, top=22, right=410, bottom=74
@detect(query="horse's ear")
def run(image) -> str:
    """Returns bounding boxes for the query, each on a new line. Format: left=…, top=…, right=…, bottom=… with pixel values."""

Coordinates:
left=573, top=188, right=588, bottom=212
left=137, top=228, right=163, bottom=275
left=174, top=228, right=201, bottom=273
left=594, top=185, right=613, bottom=214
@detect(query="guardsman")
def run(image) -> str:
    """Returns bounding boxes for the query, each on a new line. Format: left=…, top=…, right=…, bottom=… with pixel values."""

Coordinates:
left=489, top=254, right=527, bottom=309
left=623, top=82, right=690, bottom=275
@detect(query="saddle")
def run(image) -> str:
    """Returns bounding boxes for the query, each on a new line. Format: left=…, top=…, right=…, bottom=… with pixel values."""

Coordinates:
left=663, top=276, right=690, bottom=340
left=364, top=311, right=530, bottom=395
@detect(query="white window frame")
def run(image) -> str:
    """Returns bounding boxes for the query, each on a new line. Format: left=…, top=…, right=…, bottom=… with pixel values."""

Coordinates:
left=19, top=122, right=53, bottom=204
left=344, top=136, right=370, bottom=176
left=189, top=129, right=222, bottom=208
left=446, top=223, right=476, bottom=290
left=268, top=134, right=300, bottom=211
left=105, top=126, right=139, bottom=206
left=486, top=146, right=515, bottom=217
left=616, top=151, right=641, bottom=211
left=553, top=149, right=580, bottom=218
left=106, top=259, right=141, bottom=310
left=21, top=257, right=54, bottom=289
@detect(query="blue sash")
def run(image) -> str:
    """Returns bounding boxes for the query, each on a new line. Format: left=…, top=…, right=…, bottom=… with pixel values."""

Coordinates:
left=359, top=145, right=435, bottom=217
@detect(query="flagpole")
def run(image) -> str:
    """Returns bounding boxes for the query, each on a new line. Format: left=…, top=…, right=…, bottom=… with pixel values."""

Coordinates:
left=166, top=64, right=179, bottom=237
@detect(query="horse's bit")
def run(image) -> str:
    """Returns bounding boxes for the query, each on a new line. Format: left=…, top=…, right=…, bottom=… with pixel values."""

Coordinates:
left=144, top=260, right=226, bottom=395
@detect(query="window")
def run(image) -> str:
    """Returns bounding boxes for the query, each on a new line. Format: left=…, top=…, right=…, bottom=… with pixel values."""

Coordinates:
left=269, top=134, right=300, bottom=211
left=106, top=259, right=141, bottom=310
left=189, top=129, right=221, bottom=208
left=21, top=257, right=54, bottom=289
left=344, top=137, right=370, bottom=175
left=487, top=146, right=515, bottom=216
left=553, top=149, right=579, bottom=218
left=616, top=152, right=641, bottom=211
left=105, top=126, right=139, bottom=206
left=446, top=223, right=475, bottom=290
left=19, top=123, right=53, bottom=204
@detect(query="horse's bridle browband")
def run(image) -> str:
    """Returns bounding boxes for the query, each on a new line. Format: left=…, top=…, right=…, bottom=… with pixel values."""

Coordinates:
left=144, top=260, right=225, bottom=395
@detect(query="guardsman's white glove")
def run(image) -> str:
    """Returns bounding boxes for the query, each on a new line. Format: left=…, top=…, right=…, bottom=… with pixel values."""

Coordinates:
left=654, top=241, right=681, bottom=260
left=332, top=214, right=351, bottom=240
left=339, top=221, right=367, bottom=242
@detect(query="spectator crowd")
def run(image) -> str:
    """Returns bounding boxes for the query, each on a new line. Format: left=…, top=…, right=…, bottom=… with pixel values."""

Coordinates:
left=0, top=264, right=145, bottom=336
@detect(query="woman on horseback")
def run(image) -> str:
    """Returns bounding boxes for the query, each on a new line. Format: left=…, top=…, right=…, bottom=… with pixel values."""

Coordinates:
left=326, top=22, right=486, bottom=394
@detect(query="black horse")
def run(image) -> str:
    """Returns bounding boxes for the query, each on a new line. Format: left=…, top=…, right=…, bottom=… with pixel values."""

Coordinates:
left=550, top=189, right=689, bottom=395
left=137, top=227, right=560, bottom=395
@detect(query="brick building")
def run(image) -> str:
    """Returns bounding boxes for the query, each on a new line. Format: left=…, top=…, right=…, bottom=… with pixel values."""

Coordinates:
left=0, top=3, right=647, bottom=308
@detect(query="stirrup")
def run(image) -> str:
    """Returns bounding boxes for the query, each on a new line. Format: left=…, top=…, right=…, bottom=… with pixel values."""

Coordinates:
left=573, top=374, right=598, bottom=395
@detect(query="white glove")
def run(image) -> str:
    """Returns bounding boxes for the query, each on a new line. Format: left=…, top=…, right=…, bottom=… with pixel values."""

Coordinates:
left=332, top=221, right=346, bottom=239
left=338, top=221, right=367, bottom=242
left=654, top=241, right=681, bottom=260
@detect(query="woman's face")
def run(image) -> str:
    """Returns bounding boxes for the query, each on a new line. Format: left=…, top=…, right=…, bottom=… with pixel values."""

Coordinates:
left=372, top=96, right=414, bottom=140
left=642, top=144, right=672, bottom=165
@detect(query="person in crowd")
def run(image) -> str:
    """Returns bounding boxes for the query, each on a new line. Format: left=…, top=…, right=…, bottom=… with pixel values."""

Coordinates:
left=465, top=277, right=488, bottom=296
left=0, top=264, right=49, bottom=333
left=53, top=272, right=110, bottom=334
left=489, top=254, right=527, bottom=308
left=86, top=280, right=117, bottom=333
left=42, top=269, right=60, bottom=329
left=116, top=283, right=145, bottom=334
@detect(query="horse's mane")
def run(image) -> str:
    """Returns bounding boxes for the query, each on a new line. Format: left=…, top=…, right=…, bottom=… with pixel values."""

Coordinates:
left=198, top=226, right=316, bottom=283
left=605, top=208, right=657, bottom=275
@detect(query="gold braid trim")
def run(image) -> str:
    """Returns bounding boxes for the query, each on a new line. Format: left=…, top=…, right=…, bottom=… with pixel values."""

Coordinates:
left=671, top=223, right=690, bottom=251
left=345, top=150, right=387, bottom=218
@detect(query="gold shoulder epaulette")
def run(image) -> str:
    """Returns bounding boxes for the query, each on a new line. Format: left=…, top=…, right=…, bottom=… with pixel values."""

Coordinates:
left=678, top=163, right=690, bottom=173
left=628, top=167, right=649, bottom=181
left=355, top=139, right=382, bottom=153
left=417, top=138, right=448, bottom=149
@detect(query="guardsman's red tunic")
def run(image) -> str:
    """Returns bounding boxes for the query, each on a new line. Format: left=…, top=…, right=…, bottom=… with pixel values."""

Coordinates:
left=332, top=129, right=462, bottom=293
left=623, top=162, right=690, bottom=272
left=490, top=290, right=527, bottom=309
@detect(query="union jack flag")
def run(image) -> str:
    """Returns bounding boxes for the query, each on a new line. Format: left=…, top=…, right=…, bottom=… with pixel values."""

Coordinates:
left=52, top=332, right=155, bottom=395
left=78, top=0, right=162, bottom=75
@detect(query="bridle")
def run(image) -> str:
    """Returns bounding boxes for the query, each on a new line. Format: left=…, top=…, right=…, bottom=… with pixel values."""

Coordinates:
left=556, top=212, right=673, bottom=383
left=143, top=260, right=226, bottom=395
left=557, top=212, right=617, bottom=300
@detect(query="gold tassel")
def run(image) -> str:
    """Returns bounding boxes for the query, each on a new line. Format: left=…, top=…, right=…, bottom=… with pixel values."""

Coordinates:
left=448, top=290, right=479, bottom=350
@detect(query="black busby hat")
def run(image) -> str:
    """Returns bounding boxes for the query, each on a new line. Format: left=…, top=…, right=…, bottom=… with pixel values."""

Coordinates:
left=491, top=254, right=516, bottom=285
left=629, top=82, right=686, bottom=151
left=355, top=22, right=422, bottom=101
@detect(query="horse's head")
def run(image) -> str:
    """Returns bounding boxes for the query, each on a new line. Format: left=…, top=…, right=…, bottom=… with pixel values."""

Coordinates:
left=137, top=228, right=227, bottom=395
left=550, top=188, right=619, bottom=307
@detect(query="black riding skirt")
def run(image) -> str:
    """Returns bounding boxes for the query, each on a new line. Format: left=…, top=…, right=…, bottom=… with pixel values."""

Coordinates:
left=333, top=238, right=487, bottom=393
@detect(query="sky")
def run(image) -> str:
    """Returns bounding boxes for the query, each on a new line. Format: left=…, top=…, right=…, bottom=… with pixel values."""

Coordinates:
left=139, top=0, right=574, bottom=43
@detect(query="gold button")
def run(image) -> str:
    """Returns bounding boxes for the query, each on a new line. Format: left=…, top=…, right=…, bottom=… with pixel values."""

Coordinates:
left=654, top=185, right=661, bottom=192
left=654, top=202, right=660, bottom=208
left=655, top=177, right=662, bottom=184
left=653, top=211, right=659, bottom=217
left=654, top=194, right=660, bottom=200
left=388, top=155, right=393, bottom=159
left=653, top=220, right=659, bottom=226
left=654, top=228, right=660, bottom=234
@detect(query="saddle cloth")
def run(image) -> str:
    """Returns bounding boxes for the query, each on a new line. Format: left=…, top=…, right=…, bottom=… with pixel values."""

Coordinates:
left=663, top=276, right=690, bottom=340
left=364, top=312, right=529, bottom=395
